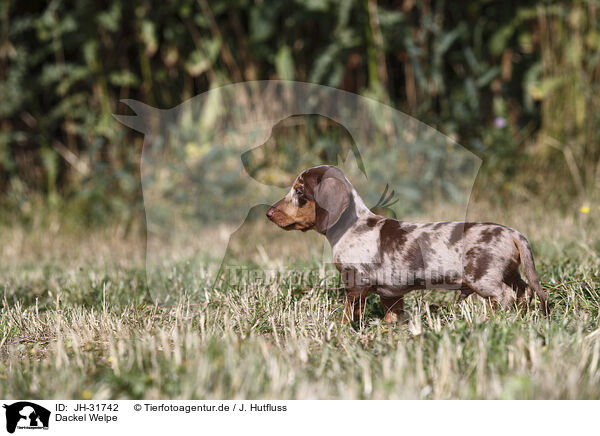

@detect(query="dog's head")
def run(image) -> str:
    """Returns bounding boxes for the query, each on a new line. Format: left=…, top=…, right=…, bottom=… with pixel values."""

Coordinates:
left=266, top=165, right=351, bottom=234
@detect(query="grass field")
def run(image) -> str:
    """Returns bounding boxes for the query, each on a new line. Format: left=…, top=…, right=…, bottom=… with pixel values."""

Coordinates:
left=1, top=204, right=600, bottom=400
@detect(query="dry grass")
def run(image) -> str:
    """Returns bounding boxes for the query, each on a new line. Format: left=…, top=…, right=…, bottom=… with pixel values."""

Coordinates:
left=1, top=204, right=599, bottom=399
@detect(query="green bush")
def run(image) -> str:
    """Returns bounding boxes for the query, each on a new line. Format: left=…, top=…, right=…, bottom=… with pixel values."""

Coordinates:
left=1, top=0, right=598, bottom=224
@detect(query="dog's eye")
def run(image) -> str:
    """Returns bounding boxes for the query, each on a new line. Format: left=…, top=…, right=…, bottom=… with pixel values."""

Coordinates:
left=295, top=187, right=304, bottom=197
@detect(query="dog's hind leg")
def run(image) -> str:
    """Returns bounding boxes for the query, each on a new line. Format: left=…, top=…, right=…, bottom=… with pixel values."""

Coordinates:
left=505, top=272, right=532, bottom=307
left=466, top=279, right=516, bottom=311
left=495, top=282, right=517, bottom=309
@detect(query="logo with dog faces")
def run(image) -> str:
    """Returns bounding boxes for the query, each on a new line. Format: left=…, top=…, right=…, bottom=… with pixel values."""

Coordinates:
left=2, top=402, right=50, bottom=434
left=114, top=81, right=481, bottom=298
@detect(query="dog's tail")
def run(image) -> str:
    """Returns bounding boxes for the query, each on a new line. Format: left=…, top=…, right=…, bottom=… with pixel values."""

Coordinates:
left=513, top=233, right=548, bottom=315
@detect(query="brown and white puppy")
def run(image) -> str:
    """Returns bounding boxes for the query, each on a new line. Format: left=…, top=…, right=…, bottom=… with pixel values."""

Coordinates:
left=266, top=165, right=548, bottom=323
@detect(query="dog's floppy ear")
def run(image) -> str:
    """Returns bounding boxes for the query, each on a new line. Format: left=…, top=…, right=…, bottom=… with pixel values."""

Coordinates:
left=315, top=176, right=350, bottom=234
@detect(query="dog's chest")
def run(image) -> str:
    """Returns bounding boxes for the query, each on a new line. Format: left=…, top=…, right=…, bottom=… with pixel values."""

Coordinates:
left=332, top=227, right=380, bottom=266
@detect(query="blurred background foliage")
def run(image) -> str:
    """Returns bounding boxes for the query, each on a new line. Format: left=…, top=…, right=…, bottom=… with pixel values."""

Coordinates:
left=1, top=0, right=600, bottom=229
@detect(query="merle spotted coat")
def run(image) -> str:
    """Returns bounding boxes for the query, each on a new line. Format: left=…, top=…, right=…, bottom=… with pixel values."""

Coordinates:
left=266, top=165, right=548, bottom=322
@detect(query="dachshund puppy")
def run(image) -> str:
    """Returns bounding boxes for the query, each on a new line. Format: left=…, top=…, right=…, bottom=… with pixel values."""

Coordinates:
left=266, top=165, right=548, bottom=322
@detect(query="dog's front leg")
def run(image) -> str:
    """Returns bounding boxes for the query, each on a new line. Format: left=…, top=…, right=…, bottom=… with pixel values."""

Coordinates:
left=342, top=290, right=368, bottom=324
left=380, top=296, right=405, bottom=323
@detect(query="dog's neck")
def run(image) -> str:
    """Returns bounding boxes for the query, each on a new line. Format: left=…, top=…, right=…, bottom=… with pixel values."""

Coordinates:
left=325, top=188, right=374, bottom=246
